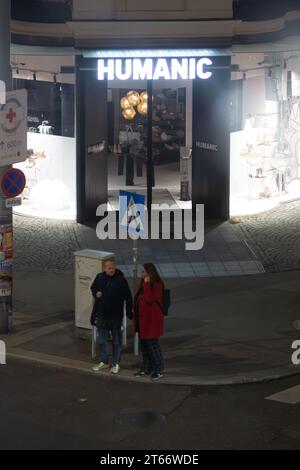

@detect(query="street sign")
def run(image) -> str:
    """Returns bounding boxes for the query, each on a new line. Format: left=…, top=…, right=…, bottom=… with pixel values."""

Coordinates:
left=5, top=196, right=22, bottom=209
left=1, top=168, right=26, bottom=198
left=0, top=89, right=27, bottom=167
left=119, top=190, right=145, bottom=234
left=119, top=189, right=145, bottom=357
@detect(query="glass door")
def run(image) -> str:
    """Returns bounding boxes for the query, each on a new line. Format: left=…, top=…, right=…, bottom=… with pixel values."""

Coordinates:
left=152, top=79, right=192, bottom=209
left=107, top=80, right=148, bottom=211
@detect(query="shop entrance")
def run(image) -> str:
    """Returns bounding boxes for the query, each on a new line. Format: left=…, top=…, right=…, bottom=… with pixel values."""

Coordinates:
left=107, top=78, right=192, bottom=211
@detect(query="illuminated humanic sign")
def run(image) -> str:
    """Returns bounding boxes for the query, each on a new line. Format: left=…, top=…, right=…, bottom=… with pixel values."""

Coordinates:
left=97, top=57, right=213, bottom=81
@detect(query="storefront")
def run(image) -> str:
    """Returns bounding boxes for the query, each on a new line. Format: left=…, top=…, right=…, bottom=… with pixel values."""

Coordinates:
left=75, top=49, right=231, bottom=223
left=10, top=46, right=300, bottom=223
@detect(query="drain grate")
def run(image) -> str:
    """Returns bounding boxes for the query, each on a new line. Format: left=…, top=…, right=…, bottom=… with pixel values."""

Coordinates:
left=114, top=408, right=165, bottom=428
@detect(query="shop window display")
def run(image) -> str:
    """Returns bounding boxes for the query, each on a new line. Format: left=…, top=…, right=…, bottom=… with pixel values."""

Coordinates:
left=113, top=87, right=186, bottom=169
left=37, top=120, right=54, bottom=135
left=230, top=52, right=300, bottom=216
left=241, top=113, right=289, bottom=199
left=11, top=70, right=76, bottom=219
left=15, top=132, right=76, bottom=218
left=14, top=80, right=76, bottom=219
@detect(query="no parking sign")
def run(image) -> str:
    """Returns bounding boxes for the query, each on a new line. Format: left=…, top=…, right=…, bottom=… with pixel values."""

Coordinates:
left=1, top=168, right=26, bottom=198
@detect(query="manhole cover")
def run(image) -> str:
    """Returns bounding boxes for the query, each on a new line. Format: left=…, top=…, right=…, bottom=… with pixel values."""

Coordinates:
left=293, top=320, right=300, bottom=330
left=114, top=408, right=165, bottom=428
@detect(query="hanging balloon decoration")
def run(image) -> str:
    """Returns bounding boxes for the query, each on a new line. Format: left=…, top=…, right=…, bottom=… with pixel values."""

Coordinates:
left=120, top=96, right=131, bottom=109
left=120, top=90, right=148, bottom=120
left=139, top=91, right=148, bottom=103
left=137, top=101, right=147, bottom=116
left=127, top=90, right=140, bottom=107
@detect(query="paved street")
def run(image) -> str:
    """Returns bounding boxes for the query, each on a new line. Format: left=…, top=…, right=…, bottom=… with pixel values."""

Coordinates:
left=13, top=213, right=263, bottom=277
left=1, top=360, right=300, bottom=450
left=236, top=199, right=300, bottom=273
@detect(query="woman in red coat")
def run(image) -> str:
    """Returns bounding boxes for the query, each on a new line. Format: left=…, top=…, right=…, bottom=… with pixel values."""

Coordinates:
left=133, top=263, right=165, bottom=380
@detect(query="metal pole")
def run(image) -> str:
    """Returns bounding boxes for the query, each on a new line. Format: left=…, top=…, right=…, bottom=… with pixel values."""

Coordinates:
left=0, top=0, right=12, bottom=334
left=146, top=80, right=153, bottom=225
left=133, top=237, right=139, bottom=355
left=91, top=325, right=97, bottom=359
left=122, top=305, right=127, bottom=347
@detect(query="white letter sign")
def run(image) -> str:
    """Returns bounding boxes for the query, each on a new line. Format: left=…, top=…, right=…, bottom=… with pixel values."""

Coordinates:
left=98, top=56, right=213, bottom=81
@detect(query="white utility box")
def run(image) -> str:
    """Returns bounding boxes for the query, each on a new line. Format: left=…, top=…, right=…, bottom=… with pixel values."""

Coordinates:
left=74, top=249, right=115, bottom=330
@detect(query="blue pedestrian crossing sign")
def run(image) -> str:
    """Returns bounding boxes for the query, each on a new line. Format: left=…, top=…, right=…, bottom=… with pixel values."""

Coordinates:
left=119, top=190, right=145, bottom=234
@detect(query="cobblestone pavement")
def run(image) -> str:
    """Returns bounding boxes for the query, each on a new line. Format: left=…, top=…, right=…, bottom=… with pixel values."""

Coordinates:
left=12, top=199, right=300, bottom=275
left=236, top=199, right=300, bottom=272
left=13, top=215, right=82, bottom=272
left=13, top=213, right=262, bottom=276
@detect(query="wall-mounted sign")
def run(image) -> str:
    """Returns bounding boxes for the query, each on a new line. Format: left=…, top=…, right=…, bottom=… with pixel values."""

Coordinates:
left=0, top=224, right=13, bottom=260
left=0, top=89, right=27, bottom=166
left=195, top=141, right=218, bottom=152
left=98, top=58, right=213, bottom=81
left=87, top=140, right=105, bottom=156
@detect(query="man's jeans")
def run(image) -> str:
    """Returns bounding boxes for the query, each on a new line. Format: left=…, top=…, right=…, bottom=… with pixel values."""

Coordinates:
left=99, top=326, right=122, bottom=366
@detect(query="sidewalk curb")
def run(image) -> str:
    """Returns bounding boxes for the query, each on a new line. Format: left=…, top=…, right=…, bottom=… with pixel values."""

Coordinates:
left=7, top=349, right=300, bottom=387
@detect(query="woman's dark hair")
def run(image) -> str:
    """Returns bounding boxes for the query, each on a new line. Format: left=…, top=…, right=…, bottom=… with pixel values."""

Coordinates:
left=142, top=262, right=162, bottom=286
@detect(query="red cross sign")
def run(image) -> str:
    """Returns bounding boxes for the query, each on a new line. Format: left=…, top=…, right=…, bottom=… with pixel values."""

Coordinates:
left=6, top=108, right=16, bottom=124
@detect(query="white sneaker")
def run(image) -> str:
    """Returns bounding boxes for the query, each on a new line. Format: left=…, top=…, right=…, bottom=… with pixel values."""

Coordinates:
left=151, top=372, right=164, bottom=380
left=111, top=364, right=120, bottom=375
left=92, top=362, right=109, bottom=372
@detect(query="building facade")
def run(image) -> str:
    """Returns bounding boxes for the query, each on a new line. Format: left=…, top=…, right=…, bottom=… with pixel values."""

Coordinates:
left=8, top=0, right=300, bottom=222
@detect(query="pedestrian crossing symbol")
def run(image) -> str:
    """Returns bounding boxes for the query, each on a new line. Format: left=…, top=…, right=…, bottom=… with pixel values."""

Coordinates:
left=119, top=190, right=145, bottom=234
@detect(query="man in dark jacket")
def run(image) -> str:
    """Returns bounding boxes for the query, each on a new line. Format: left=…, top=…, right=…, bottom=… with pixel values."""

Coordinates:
left=90, top=259, right=132, bottom=374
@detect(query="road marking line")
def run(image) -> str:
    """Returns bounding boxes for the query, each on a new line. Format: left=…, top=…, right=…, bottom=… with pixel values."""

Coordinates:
left=265, top=384, right=300, bottom=404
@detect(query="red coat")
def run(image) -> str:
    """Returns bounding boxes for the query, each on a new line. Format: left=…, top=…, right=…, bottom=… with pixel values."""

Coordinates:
left=133, top=281, right=164, bottom=339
